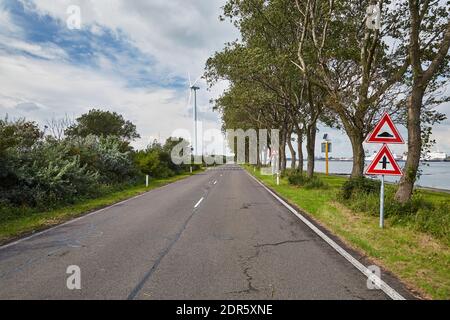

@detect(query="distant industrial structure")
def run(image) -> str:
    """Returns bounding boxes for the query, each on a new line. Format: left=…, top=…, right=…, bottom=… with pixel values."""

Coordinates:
left=421, top=151, right=448, bottom=162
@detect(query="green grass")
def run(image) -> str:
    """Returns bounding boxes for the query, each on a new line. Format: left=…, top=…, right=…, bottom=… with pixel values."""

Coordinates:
left=246, top=165, right=450, bottom=300
left=0, top=171, right=200, bottom=245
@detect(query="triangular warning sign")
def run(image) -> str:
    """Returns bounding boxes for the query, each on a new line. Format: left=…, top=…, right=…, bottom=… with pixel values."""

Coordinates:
left=366, top=113, right=404, bottom=144
left=365, top=145, right=403, bottom=176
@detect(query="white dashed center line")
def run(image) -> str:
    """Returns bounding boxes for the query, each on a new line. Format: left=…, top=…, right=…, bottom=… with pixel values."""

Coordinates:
left=194, top=197, right=204, bottom=209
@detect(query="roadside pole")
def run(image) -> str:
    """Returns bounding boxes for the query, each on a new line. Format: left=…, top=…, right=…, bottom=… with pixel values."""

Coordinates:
left=146, top=175, right=149, bottom=188
left=322, top=134, right=331, bottom=176
left=380, top=174, right=385, bottom=228
left=271, top=150, right=280, bottom=185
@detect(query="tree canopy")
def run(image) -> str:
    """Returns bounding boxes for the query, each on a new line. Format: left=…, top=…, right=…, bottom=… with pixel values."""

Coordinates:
left=65, top=109, right=140, bottom=141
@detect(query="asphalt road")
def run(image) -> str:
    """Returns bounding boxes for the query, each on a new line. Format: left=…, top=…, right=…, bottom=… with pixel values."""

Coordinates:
left=0, top=165, right=402, bottom=299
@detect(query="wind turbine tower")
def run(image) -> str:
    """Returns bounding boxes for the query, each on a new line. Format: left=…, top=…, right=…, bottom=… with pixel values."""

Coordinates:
left=188, top=74, right=201, bottom=156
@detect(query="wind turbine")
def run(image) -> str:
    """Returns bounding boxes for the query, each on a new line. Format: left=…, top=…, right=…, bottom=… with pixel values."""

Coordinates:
left=188, top=73, right=202, bottom=157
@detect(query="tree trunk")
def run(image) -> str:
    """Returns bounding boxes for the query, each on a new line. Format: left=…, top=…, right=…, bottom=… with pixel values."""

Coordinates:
left=280, top=131, right=287, bottom=172
left=287, top=133, right=296, bottom=170
left=306, top=122, right=316, bottom=178
left=349, top=132, right=365, bottom=178
left=296, top=127, right=304, bottom=174
left=395, top=88, right=424, bottom=203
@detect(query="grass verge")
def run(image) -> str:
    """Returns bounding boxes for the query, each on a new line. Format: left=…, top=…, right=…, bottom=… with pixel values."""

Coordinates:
left=0, top=171, right=200, bottom=245
left=246, top=166, right=450, bottom=300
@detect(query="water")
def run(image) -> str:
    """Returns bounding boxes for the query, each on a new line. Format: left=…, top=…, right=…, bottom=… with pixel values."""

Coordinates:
left=286, top=160, right=450, bottom=191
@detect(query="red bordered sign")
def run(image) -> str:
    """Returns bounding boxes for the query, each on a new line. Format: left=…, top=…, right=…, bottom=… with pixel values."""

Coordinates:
left=366, top=113, right=404, bottom=144
left=365, top=145, right=403, bottom=176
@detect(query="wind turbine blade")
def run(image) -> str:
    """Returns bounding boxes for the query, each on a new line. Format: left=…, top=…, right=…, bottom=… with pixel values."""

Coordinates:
left=188, top=73, right=192, bottom=87
left=188, top=89, right=192, bottom=108
left=192, top=75, right=202, bottom=87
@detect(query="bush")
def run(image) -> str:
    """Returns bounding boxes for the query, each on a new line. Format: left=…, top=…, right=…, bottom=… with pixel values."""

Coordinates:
left=135, top=149, right=174, bottom=179
left=304, top=176, right=327, bottom=189
left=340, top=177, right=380, bottom=200
left=0, top=115, right=197, bottom=216
left=288, top=171, right=327, bottom=189
left=0, top=138, right=100, bottom=208
left=338, top=181, right=449, bottom=244
left=413, top=201, right=450, bottom=242
left=134, top=138, right=197, bottom=179
left=0, top=119, right=139, bottom=209
left=66, top=135, right=138, bottom=184
left=288, top=171, right=308, bottom=186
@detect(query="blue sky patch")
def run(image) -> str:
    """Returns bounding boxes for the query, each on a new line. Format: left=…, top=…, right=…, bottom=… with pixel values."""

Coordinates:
left=1, top=0, right=184, bottom=89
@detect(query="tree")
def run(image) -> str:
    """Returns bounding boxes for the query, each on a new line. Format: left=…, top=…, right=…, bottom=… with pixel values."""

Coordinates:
left=45, top=115, right=73, bottom=141
left=294, top=0, right=409, bottom=178
left=65, top=109, right=140, bottom=141
left=134, top=139, right=191, bottom=179
left=208, top=0, right=326, bottom=174
left=0, top=117, right=41, bottom=154
left=395, top=0, right=450, bottom=203
left=0, top=118, right=42, bottom=195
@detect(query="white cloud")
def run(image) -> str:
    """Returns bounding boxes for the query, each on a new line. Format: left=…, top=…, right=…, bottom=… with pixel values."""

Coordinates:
left=0, top=34, right=69, bottom=60
left=22, top=0, right=238, bottom=73
left=0, top=0, right=238, bottom=151
left=0, top=52, right=221, bottom=150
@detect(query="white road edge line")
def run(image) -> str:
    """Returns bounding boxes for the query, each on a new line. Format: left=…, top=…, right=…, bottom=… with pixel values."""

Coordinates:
left=0, top=179, right=183, bottom=251
left=194, top=197, right=204, bottom=209
left=246, top=171, right=406, bottom=301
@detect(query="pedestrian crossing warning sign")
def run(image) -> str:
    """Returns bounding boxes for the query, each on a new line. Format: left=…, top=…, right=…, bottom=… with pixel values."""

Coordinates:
left=365, top=145, right=403, bottom=176
left=366, top=113, right=404, bottom=144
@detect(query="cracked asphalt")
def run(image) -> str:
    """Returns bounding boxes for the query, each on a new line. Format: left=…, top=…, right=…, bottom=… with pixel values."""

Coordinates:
left=0, top=165, right=395, bottom=299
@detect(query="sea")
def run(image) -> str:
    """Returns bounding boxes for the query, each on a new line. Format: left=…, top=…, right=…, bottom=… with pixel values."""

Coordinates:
left=286, top=160, right=450, bottom=191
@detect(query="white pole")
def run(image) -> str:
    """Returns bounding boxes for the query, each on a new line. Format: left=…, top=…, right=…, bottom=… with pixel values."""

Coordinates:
left=194, top=89, right=198, bottom=158
left=277, top=172, right=280, bottom=186
left=380, top=175, right=385, bottom=229
left=146, top=175, right=149, bottom=188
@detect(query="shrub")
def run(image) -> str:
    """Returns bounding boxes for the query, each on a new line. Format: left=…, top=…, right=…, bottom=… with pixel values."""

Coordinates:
left=288, top=171, right=327, bottom=189
left=135, top=150, right=175, bottom=179
left=0, top=122, right=138, bottom=209
left=134, top=138, right=197, bottom=179
left=0, top=139, right=100, bottom=208
left=304, top=176, right=327, bottom=189
left=413, top=201, right=450, bottom=243
left=288, top=171, right=308, bottom=186
left=340, top=177, right=380, bottom=200
left=66, top=135, right=138, bottom=184
left=338, top=181, right=449, bottom=244
left=0, top=115, right=197, bottom=216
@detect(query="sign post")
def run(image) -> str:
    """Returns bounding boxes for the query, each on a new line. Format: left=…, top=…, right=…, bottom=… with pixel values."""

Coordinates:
left=380, top=174, right=385, bottom=228
left=322, top=134, right=332, bottom=176
left=365, top=113, right=405, bottom=229
left=271, top=150, right=280, bottom=185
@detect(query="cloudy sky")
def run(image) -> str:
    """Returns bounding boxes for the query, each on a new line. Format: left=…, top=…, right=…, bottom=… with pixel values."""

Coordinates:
left=0, top=0, right=448, bottom=157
